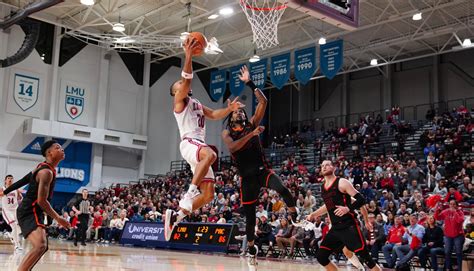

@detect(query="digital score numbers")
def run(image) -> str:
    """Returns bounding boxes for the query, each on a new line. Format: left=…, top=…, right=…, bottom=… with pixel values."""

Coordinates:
left=170, top=223, right=233, bottom=247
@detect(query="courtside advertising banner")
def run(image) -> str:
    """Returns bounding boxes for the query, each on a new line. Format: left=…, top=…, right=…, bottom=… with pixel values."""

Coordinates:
left=294, top=46, right=317, bottom=85
left=209, top=70, right=226, bottom=102
left=120, top=222, right=166, bottom=247
left=229, top=65, right=245, bottom=97
left=270, top=53, right=291, bottom=90
left=320, top=39, right=344, bottom=80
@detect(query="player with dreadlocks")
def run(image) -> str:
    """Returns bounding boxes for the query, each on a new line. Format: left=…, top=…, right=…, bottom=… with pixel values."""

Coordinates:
left=221, top=65, right=298, bottom=266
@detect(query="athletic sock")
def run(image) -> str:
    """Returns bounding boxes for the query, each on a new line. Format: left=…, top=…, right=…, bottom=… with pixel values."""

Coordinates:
left=177, top=210, right=187, bottom=221
left=187, top=184, right=198, bottom=194
left=248, top=245, right=257, bottom=256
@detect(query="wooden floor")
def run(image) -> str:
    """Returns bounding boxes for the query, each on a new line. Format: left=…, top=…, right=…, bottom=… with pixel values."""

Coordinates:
left=0, top=236, right=358, bottom=271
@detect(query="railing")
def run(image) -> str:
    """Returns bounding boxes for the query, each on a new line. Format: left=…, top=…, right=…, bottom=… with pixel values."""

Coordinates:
left=273, top=97, right=473, bottom=137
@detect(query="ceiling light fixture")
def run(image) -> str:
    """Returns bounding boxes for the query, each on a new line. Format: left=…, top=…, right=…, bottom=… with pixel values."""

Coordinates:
left=80, top=0, right=95, bottom=6
left=112, top=22, right=125, bottom=32
left=219, top=7, right=234, bottom=16
left=412, top=12, right=422, bottom=21
left=370, top=59, right=378, bottom=66
left=462, top=38, right=472, bottom=47
left=318, top=37, right=326, bottom=45
left=208, top=14, right=219, bottom=20
left=115, top=37, right=136, bottom=44
left=249, top=55, right=260, bottom=63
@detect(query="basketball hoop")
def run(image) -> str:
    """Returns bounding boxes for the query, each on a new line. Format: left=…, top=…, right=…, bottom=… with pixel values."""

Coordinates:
left=240, top=0, right=288, bottom=50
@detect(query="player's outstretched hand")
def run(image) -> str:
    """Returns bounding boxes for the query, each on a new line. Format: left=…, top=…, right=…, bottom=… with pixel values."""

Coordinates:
left=334, top=205, right=350, bottom=217
left=252, top=126, right=265, bottom=136
left=183, top=37, right=199, bottom=56
left=238, top=65, right=250, bottom=83
left=227, top=97, right=245, bottom=111
left=57, top=217, right=71, bottom=229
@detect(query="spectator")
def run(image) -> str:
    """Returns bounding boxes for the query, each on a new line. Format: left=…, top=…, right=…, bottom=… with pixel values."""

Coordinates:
left=443, top=185, right=463, bottom=202
left=433, top=178, right=448, bottom=198
left=362, top=213, right=386, bottom=263
left=434, top=199, right=465, bottom=271
left=276, top=223, right=304, bottom=258
left=256, top=205, right=268, bottom=220
left=393, top=214, right=425, bottom=269
left=418, top=215, right=444, bottom=271
left=90, top=212, right=103, bottom=242
left=360, top=181, right=375, bottom=202
left=382, top=216, right=406, bottom=268
left=272, top=195, right=284, bottom=213
left=216, top=212, right=226, bottom=224
left=255, top=215, right=273, bottom=255
left=305, top=190, right=316, bottom=211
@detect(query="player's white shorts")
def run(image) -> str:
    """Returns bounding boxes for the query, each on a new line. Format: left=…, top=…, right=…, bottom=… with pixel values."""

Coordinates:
left=180, top=137, right=215, bottom=183
left=2, top=209, right=18, bottom=225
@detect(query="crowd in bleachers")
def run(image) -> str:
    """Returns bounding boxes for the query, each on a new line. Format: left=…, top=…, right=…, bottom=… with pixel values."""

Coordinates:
left=0, top=106, right=472, bottom=269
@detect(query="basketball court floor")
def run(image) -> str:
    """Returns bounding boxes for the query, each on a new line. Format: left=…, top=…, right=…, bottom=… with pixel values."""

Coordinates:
left=0, top=238, right=360, bottom=271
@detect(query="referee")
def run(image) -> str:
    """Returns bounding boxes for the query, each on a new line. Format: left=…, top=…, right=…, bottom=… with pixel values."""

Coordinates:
left=72, top=189, right=90, bottom=246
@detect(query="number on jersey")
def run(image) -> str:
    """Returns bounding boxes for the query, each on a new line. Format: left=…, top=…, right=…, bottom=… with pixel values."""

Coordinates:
left=197, top=114, right=205, bottom=128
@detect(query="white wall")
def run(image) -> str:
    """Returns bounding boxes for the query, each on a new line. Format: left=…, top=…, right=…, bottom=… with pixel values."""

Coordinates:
left=0, top=25, right=143, bottom=190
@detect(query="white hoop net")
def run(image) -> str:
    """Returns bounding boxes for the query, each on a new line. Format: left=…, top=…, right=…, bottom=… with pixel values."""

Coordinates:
left=239, top=0, right=288, bottom=50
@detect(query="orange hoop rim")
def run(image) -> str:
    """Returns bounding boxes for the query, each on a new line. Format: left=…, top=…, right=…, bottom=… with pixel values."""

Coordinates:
left=240, top=0, right=288, bottom=11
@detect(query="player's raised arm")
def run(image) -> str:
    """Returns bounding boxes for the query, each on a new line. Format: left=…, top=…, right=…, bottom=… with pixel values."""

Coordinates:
left=172, top=38, right=200, bottom=111
left=202, top=97, right=245, bottom=120
left=237, top=65, right=267, bottom=126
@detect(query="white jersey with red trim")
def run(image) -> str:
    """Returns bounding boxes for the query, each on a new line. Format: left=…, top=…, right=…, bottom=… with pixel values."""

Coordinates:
left=174, top=97, right=206, bottom=142
left=1, top=186, right=19, bottom=210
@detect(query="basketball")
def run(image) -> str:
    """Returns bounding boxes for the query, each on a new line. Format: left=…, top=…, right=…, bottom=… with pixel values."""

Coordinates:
left=187, top=32, right=207, bottom=56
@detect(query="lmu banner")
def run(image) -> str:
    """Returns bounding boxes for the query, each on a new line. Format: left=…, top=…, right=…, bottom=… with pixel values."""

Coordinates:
left=58, top=79, right=94, bottom=126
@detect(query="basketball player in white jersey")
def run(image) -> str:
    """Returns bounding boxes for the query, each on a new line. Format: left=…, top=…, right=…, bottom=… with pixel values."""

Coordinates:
left=164, top=37, right=244, bottom=240
left=2, top=175, right=23, bottom=252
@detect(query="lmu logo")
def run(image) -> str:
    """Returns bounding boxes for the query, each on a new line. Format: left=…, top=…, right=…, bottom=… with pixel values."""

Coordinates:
left=65, top=85, right=84, bottom=120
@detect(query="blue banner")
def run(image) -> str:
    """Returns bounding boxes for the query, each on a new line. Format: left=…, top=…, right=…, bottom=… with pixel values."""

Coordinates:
left=270, top=53, right=291, bottom=90
left=120, top=222, right=166, bottom=247
left=229, top=65, right=245, bottom=97
left=249, top=58, right=267, bottom=114
left=320, top=39, right=343, bottom=80
left=22, top=137, right=91, bottom=193
left=209, top=70, right=226, bottom=101
left=294, top=46, right=316, bottom=85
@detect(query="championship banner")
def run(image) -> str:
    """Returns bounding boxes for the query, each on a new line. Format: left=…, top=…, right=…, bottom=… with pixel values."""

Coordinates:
left=229, top=65, right=245, bottom=97
left=294, top=46, right=316, bottom=85
left=209, top=70, right=226, bottom=102
left=249, top=58, right=267, bottom=115
left=320, top=39, right=343, bottom=80
left=6, top=69, right=44, bottom=117
left=58, top=79, right=93, bottom=126
left=270, top=53, right=291, bottom=90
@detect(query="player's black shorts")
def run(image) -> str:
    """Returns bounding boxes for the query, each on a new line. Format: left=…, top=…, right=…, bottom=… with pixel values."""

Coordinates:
left=17, top=198, right=46, bottom=238
left=319, top=223, right=367, bottom=253
left=240, top=168, right=273, bottom=205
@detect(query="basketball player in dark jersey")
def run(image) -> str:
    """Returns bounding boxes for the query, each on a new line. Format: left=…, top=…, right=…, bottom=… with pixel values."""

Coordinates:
left=222, top=65, right=297, bottom=265
left=0, top=140, right=70, bottom=271
left=307, top=160, right=381, bottom=271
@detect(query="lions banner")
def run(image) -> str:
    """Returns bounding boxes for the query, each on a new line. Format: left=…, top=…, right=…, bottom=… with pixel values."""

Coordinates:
left=270, top=53, right=291, bottom=90
left=320, top=39, right=344, bottom=80
left=209, top=70, right=226, bottom=102
left=294, top=46, right=316, bottom=86
left=6, top=69, right=44, bottom=117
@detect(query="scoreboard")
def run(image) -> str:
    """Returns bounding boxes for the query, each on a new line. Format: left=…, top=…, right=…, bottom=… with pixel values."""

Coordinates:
left=170, top=223, right=236, bottom=248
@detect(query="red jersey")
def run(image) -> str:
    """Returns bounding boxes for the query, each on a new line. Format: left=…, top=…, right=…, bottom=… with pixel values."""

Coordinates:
left=387, top=224, right=406, bottom=244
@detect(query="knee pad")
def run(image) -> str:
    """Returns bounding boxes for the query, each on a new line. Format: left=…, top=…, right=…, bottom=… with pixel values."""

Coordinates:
left=316, top=247, right=332, bottom=266
left=355, top=249, right=376, bottom=269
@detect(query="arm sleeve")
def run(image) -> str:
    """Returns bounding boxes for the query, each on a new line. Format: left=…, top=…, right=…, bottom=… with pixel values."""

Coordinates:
left=3, top=172, right=32, bottom=194
left=349, top=193, right=367, bottom=211
left=246, top=80, right=258, bottom=91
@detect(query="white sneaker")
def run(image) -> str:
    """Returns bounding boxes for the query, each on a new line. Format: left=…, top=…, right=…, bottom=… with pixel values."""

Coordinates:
left=164, top=209, right=178, bottom=241
left=248, top=246, right=258, bottom=266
